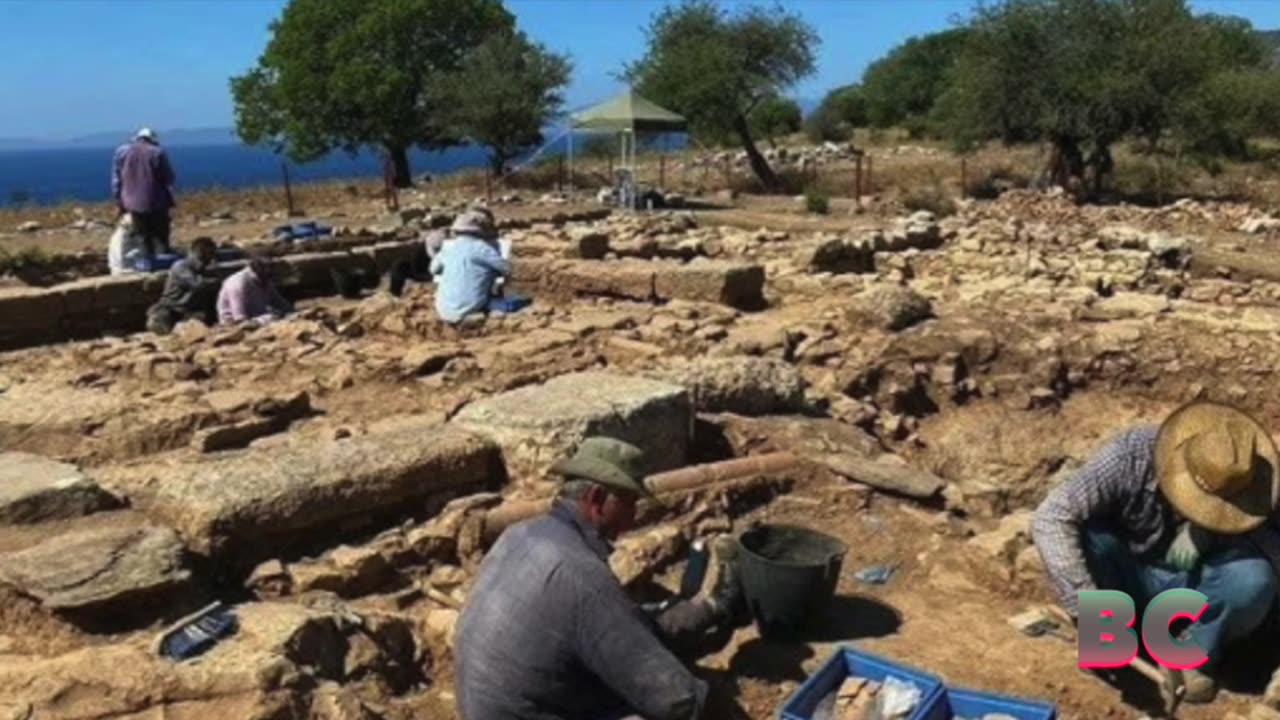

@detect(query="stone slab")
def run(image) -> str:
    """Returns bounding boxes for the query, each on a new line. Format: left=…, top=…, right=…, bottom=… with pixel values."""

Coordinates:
left=556, top=259, right=657, bottom=301
left=0, top=602, right=366, bottom=719
left=649, top=357, right=805, bottom=416
left=147, top=423, right=502, bottom=559
left=0, top=525, right=190, bottom=610
left=513, top=258, right=766, bottom=309
left=0, top=452, right=118, bottom=524
left=0, top=381, right=218, bottom=462
left=653, top=260, right=765, bottom=309
left=450, top=372, right=691, bottom=481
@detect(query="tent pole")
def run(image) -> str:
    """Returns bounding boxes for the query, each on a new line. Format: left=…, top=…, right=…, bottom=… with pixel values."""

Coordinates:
left=682, top=134, right=689, bottom=190
left=567, top=126, right=574, bottom=194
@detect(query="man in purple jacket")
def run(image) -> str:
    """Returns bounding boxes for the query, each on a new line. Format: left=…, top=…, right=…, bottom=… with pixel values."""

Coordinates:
left=112, top=128, right=176, bottom=262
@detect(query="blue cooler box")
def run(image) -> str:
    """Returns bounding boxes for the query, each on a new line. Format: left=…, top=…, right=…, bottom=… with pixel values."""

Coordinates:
left=919, top=687, right=1056, bottom=720
left=778, top=647, right=945, bottom=720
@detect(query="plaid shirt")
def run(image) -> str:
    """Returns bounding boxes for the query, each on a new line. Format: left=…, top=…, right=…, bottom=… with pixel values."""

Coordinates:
left=1032, top=424, right=1280, bottom=617
left=1031, top=425, right=1181, bottom=617
left=454, top=500, right=706, bottom=720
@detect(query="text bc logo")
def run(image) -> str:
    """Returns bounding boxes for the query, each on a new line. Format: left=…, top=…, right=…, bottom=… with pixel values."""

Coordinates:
left=1077, top=590, right=1209, bottom=670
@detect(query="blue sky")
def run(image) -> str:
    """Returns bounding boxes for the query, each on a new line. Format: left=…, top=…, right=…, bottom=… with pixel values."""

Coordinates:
left=1, top=0, right=1277, bottom=139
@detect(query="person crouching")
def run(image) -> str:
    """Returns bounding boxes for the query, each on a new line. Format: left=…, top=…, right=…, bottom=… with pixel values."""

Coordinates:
left=217, top=253, right=292, bottom=325
left=430, top=209, right=512, bottom=324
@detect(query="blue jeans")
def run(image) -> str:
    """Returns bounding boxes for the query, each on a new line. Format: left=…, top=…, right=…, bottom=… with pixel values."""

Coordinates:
left=487, top=294, right=531, bottom=314
left=1083, top=529, right=1277, bottom=670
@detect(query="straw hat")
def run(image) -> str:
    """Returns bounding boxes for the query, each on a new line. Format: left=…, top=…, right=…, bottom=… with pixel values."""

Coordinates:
left=1155, top=401, right=1280, bottom=534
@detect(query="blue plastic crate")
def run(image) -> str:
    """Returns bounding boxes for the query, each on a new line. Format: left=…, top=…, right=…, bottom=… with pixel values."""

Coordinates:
left=919, top=687, right=1056, bottom=720
left=778, top=647, right=945, bottom=720
left=150, top=252, right=181, bottom=271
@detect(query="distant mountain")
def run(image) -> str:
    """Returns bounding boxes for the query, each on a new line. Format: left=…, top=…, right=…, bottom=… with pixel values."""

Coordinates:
left=0, top=127, right=238, bottom=151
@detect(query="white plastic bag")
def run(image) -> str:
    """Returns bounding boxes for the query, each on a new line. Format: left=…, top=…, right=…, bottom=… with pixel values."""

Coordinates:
left=108, top=215, right=146, bottom=275
left=869, top=676, right=922, bottom=719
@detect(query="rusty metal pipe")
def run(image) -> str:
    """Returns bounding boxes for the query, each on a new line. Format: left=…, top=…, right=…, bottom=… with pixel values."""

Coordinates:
left=482, top=498, right=553, bottom=540
left=644, top=452, right=798, bottom=494
left=480, top=452, right=798, bottom=542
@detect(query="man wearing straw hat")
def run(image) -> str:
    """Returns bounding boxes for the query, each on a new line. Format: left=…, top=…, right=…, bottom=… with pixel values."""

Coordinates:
left=454, top=437, right=740, bottom=720
left=1033, top=401, right=1280, bottom=704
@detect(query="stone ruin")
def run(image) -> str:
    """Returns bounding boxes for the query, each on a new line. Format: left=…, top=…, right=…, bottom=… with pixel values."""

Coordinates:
left=5, top=189, right=1280, bottom=718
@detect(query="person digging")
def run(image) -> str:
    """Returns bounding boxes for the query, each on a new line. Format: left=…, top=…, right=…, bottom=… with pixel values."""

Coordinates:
left=1032, top=400, right=1280, bottom=705
left=453, top=437, right=742, bottom=720
left=145, top=236, right=220, bottom=335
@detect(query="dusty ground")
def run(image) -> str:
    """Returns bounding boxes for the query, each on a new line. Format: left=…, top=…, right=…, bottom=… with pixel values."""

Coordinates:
left=5, top=148, right=1280, bottom=719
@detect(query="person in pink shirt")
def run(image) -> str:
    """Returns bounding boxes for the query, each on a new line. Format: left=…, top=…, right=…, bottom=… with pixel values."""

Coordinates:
left=217, top=255, right=292, bottom=325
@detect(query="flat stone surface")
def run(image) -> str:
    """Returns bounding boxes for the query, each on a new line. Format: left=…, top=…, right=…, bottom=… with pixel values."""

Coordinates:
left=401, top=343, right=464, bottom=376
left=515, top=258, right=765, bottom=309
left=0, top=381, right=218, bottom=461
left=147, top=423, right=501, bottom=559
left=0, top=452, right=118, bottom=525
left=0, top=601, right=361, bottom=718
left=203, top=389, right=261, bottom=414
left=1085, top=292, right=1170, bottom=320
left=650, top=356, right=805, bottom=416
left=0, top=381, right=130, bottom=428
left=652, top=259, right=765, bottom=309
left=848, top=285, right=933, bottom=331
left=0, top=525, right=190, bottom=610
left=451, top=372, right=691, bottom=480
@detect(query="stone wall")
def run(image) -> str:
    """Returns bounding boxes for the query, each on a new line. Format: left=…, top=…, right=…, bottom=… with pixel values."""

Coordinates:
left=0, top=211, right=760, bottom=351
left=513, top=258, right=766, bottom=309
left=0, top=241, right=418, bottom=351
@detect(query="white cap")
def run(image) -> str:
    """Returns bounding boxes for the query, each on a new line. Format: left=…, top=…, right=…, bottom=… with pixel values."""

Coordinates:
left=136, top=128, right=156, bottom=141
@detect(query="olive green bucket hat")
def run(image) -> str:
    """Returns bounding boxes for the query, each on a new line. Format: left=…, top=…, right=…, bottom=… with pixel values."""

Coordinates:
left=550, top=437, right=656, bottom=499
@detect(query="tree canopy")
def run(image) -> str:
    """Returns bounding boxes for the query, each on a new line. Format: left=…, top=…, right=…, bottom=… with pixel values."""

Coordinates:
left=748, top=96, right=804, bottom=148
left=624, top=0, right=818, bottom=189
left=930, top=0, right=1274, bottom=195
left=861, top=28, right=970, bottom=137
left=438, top=31, right=572, bottom=175
left=804, top=84, right=867, bottom=143
left=230, top=0, right=513, bottom=186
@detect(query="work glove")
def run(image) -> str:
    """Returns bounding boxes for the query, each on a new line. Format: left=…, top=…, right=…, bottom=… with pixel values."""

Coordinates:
left=1164, top=522, right=1207, bottom=572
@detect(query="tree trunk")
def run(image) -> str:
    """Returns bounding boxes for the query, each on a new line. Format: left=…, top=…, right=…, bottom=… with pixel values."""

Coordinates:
left=387, top=145, right=412, bottom=188
left=1046, top=137, right=1084, bottom=192
left=732, top=113, right=778, bottom=191
left=1085, top=144, right=1113, bottom=200
left=490, top=152, right=507, bottom=179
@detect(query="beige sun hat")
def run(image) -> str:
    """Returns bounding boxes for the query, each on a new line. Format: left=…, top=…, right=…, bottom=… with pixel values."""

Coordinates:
left=1155, top=401, right=1280, bottom=535
left=450, top=209, right=496, bottom=240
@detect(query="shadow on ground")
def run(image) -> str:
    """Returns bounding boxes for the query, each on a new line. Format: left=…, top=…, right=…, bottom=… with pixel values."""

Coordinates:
left=728, top=594, right=903, bottom=684
left=1091, top=631, right=1280, bottom=719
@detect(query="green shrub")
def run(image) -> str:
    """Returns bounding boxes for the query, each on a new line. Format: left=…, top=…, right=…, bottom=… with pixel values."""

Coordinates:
left=805, top=189, right=830, bottom=215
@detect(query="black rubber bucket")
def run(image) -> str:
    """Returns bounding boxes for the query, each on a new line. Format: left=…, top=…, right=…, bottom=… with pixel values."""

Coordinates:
left=737, top=524, right=848, bottom=639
